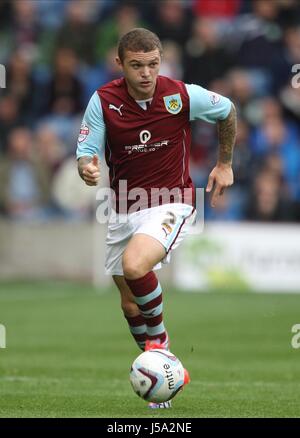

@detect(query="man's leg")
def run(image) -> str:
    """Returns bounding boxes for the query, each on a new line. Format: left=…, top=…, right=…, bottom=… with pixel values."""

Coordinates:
left=122, top=233, right=190, bottom=409
left=122, top=234, right=169, bottom=348
left=122, top=234, right=173, bottom=409
left=113, top=275, right=147, bottom=351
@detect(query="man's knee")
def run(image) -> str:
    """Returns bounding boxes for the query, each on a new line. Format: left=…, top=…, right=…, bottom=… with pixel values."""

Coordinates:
left=122, top=254, right=148, bottom=280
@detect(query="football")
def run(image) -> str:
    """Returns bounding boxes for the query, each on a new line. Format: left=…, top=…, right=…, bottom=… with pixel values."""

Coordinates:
left=129, top=349, right=185, bottom=403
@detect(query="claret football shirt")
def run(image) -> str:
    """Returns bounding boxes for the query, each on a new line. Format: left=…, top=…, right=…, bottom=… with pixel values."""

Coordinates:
left=76, top=76, right=232, bottom=212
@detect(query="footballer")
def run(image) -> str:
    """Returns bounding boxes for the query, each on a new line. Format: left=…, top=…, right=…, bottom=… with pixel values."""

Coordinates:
left=76, top=28, right=236, bottom=408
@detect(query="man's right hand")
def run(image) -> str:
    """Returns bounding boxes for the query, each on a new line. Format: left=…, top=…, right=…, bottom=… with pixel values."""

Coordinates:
left=78, top=155, right=100, bottom=186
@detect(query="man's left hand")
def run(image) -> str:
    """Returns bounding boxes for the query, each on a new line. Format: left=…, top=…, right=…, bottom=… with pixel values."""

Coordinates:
left=206, top=163, right=234, bottom=208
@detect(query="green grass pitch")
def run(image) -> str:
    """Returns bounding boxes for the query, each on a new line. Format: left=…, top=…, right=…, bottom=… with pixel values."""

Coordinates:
left=0, top=281, right=300, bottom=418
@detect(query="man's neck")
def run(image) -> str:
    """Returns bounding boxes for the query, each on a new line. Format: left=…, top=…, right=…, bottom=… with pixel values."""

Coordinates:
left=125, top=80, right=156, bottom=101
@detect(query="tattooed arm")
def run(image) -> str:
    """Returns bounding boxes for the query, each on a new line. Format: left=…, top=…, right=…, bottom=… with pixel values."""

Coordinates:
left=217, top=103, right=237, bottom=165
left=206, top=103, right=237, bottom=207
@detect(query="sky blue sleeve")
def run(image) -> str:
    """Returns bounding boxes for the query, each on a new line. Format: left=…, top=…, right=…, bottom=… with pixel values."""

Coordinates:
left=185, top=83, right=232, bottom=124
left=76, top=91, right=106, bottom=159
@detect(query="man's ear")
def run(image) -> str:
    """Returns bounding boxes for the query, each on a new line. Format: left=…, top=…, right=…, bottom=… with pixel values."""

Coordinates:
left=115, top=57, right=122, bottom=68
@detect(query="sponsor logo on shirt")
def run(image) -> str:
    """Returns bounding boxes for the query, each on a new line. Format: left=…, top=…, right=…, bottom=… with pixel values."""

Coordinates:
left=125, top=140, right=169, bottom=154
left=163, top=93, right=182, bottom=114
left=124, top=130, right=169, bottom=154
left=78, top=123, right=89, bottom=143
left=140, top=130, right=151, bottom=144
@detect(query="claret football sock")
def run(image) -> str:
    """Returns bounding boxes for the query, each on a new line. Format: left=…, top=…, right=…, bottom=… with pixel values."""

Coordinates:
left=125, top=272, right=169, bottom=349
left=124, top=313, right=147, bottom=350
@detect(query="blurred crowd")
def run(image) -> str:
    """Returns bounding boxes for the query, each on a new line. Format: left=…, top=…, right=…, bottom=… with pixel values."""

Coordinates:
left=0, top=0, right=300, bottom=222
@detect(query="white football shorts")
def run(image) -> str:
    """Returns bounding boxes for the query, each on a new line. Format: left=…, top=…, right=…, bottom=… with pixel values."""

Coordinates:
left=105, top=203, right=196, bottom=276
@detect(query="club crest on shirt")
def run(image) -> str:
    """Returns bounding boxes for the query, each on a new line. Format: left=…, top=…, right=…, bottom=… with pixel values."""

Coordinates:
left=163, top=93, right=182, bottom=114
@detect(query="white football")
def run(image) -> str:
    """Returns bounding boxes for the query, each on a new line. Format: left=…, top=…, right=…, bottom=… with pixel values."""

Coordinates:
left=129, top=349, right=185, bottom=403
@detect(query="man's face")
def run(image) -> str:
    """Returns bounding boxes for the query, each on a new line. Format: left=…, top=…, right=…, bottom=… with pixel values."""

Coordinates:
left=116, top=49, right=161, bottom=100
